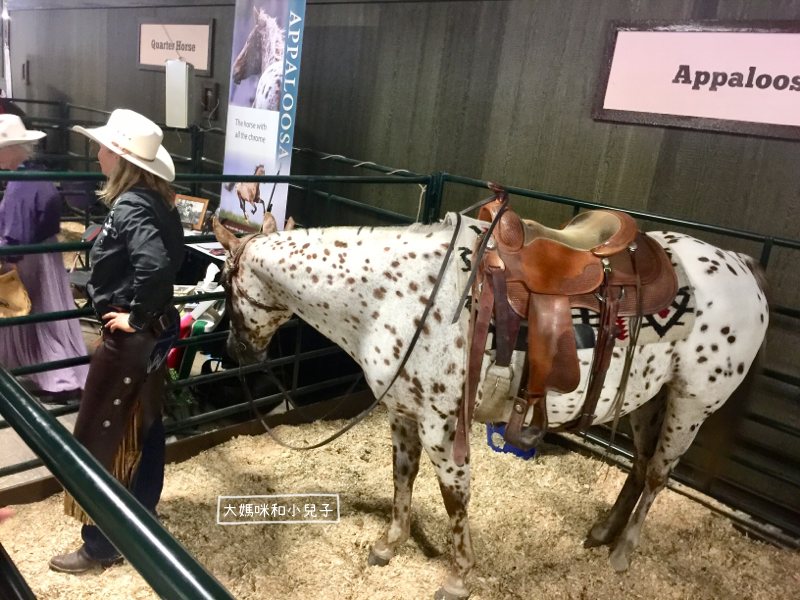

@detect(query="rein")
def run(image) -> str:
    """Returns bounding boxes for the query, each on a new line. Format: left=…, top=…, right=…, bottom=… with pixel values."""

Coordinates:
left=225, top=217, right=465, bottom=450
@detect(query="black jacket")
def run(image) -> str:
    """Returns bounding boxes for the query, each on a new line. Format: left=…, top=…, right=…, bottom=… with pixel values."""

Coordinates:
left=87, top=187, right=184, bottom=331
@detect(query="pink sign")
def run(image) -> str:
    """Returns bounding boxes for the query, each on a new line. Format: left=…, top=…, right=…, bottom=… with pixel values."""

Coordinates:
left=594, top=24, right=800, bottom=139
left=139, top=22, right=213, bottom=74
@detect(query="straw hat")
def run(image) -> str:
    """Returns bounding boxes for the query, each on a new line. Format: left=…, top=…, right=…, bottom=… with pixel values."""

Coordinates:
left=0, top=114, right=46, bottom=149
left=73, top=109, right=175, bottom=182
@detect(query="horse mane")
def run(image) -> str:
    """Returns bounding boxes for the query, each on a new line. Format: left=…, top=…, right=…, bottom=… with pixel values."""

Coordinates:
left=307, top=213, right=458, bottom=239
left=255, top=9, right=285, bottom=67
left=404, top=212, right=459, bottom=234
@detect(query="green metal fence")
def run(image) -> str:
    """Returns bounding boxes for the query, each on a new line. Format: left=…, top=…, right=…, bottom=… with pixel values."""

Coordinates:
left=1, top=99, right=798, bottom=595
left=0, top=367, right=236, bottom=600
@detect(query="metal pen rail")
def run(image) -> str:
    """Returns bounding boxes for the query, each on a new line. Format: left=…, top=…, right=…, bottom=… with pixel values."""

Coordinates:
left=0, top=367, right=236, bottom=600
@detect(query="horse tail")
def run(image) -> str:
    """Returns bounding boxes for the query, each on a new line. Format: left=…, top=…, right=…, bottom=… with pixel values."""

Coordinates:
left=741, top=254, right=770, bottom=307
left=740, top=254, right=769, bottom=360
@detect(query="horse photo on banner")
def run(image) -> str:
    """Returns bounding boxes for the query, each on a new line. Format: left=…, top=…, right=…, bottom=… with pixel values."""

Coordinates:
left=219, top=0, right=306, bottom=231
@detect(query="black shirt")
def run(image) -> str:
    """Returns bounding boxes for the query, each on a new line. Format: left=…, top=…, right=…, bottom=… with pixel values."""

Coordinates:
left=87, top=186, right=184, bottom=331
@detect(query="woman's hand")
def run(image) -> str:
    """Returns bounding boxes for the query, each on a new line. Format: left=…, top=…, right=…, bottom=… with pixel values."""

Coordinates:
left=0, top=507, right=13, bottom=523
left=102, top=311, right=135, bottom=333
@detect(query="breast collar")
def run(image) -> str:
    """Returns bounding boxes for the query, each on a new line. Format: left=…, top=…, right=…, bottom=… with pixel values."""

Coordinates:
left=222, top=232, right=285, bottom=312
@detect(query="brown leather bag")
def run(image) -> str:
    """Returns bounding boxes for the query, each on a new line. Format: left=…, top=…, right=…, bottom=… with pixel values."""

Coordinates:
left=0, top=266, right=31, bottom=318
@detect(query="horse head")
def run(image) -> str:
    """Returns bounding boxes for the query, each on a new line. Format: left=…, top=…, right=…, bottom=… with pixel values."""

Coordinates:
left=213, top=215, right=295, bottom=364
left=233, top=7, right=285, bottom=85
left=254, top=164, right=265, bottom=176
left=232, top=6, right=265, bottom=84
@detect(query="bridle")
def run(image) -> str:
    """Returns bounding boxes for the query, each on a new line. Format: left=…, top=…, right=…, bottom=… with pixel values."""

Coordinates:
left=219, top=214, right=474, bottom=451
left=222, top=232, right=284, bottom=313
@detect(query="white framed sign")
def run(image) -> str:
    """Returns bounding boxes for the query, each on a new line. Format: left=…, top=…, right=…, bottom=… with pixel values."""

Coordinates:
left=593, top=22, right=800, bottom=140
left=138, top=21, right=214, bottom=75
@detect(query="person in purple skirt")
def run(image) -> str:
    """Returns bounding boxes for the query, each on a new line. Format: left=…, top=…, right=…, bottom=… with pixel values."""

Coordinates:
left=0, top=114, right=88, bottom=401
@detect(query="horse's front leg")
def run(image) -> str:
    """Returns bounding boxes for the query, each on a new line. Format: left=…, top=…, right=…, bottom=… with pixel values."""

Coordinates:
left=422, top=419, right=474, bottom=600
left=369, top=412, right=422, bottom=566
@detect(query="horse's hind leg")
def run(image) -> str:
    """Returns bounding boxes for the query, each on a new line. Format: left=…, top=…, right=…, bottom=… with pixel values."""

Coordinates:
left=369, top=412, right=422, bottom=566
left=585, top=388, right=667, bottom=548
left=608, top=387, right=706, bottom=572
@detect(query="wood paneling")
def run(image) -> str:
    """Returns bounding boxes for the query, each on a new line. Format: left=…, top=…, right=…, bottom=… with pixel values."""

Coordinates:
left=9, top=4, right=234, bottom=151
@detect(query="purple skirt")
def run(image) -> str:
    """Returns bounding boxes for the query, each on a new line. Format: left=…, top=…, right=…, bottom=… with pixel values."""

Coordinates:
left=0, top=236, right=88, bottom=393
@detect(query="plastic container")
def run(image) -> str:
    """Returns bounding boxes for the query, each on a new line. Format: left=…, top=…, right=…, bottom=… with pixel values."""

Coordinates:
left=486, top=423, right=536, bottom=460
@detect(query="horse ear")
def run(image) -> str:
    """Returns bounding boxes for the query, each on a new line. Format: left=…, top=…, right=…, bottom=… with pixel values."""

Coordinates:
left=213, top=217, right=240, bottom=253
left=261, top=213, right=278, bottom=235
left=284, top=216, right=295, bottom=231
left=253, top=5, right=259, bottom=20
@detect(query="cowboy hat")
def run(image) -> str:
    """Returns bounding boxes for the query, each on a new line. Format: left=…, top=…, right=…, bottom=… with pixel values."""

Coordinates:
left=0, top=114, right=46, bottom=149
left=72, top=109, right=175, bottom=182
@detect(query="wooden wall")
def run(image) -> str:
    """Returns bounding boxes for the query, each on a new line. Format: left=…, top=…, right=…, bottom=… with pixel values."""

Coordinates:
left=291, top=1, right=800, bottom=319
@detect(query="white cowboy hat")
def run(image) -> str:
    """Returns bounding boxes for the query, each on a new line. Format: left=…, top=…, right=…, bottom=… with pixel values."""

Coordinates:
left=72, top=108, right=175, bottom=182
left=0, top=114, right=46, bottom=149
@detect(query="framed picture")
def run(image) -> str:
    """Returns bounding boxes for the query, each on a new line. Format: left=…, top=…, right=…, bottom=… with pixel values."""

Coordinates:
left=593, top=21, right=800, bottom=140
left=138, top=20, right=215, bottom=76
left=176, top=194, right=209, bottom=231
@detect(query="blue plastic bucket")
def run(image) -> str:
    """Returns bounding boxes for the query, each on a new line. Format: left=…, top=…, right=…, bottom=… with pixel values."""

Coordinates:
left=486, top=423, right=536, bottom=459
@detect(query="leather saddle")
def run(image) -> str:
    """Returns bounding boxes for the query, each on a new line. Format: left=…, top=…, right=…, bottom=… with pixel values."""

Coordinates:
left=452, top=186, right=678, bottom=466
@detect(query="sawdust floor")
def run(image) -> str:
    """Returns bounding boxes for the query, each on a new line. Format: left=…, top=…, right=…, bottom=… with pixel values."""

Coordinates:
left=3, top=406, right=798, bottom=600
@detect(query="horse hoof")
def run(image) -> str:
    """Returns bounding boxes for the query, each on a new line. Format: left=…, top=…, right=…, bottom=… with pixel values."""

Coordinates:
left=368, top=549, right=390, bottom=567
left=583, top=532, right=607, bottom=548
left=609, top=540, right=633, bottom=572
left=434, top=587, right=469, bottom=600
left=583, top=525, right=613, bottom=548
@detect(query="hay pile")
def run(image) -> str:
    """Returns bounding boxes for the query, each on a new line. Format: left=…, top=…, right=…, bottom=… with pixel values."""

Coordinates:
left=4, top=407, right=798, bottom=600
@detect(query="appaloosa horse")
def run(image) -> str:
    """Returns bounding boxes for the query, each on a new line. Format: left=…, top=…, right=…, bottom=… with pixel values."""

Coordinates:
left=232, top=6, right=284, bottom=111
left=236, top=165, right=266, bottom=222
left=213, top=211, right=768, bottom=600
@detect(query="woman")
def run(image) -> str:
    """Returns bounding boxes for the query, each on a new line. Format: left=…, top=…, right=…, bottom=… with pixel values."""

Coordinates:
left=49, top=109, right=184, bottom=573
left=0, top=115, right=88, bottom=401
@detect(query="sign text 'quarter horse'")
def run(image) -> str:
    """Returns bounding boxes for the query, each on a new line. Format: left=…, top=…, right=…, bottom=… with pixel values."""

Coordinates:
left=213, top=204, right=768, bottom=600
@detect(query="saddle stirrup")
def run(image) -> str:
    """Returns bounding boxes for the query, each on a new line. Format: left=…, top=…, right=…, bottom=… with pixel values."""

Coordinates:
left=505, top=391, right=548, bottom=450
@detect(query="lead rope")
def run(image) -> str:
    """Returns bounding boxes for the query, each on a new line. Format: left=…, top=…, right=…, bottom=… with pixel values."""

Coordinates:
left=236, top=213, right=465, bottom=451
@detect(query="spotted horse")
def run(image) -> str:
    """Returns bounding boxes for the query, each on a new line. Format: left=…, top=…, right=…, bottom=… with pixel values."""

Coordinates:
left=212, top=203, right=768, bottom=600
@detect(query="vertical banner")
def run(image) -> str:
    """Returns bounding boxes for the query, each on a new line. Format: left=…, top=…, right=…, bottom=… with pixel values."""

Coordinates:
left=219, top=0, right=306, bottom=231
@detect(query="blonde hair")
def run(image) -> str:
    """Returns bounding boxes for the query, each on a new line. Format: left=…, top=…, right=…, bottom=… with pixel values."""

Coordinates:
left=98, top=156, right=175, bottom=208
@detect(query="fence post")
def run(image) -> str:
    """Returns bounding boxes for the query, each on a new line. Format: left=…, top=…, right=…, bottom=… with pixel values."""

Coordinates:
left=58, top=101, right=70, bottom=171
left=190, top=125, right=203, bottom=197
left=422, top=172, right=444, bottom=224
left=760, top=237, right=774, bottom=269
